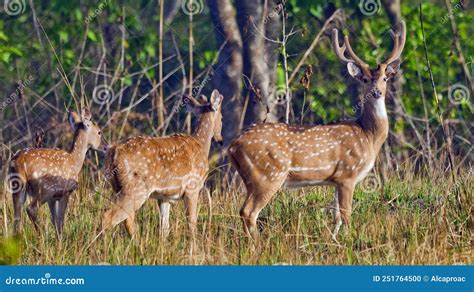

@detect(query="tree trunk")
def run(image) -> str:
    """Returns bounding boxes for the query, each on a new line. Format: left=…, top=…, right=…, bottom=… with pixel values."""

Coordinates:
left=383, top=0, right=408, bottom=173
left=207, top=0, right=244, bottom=145
left=164, top=0, right=181, bottom=25
left=236, top=0, right=279, bottom=124
left=264, top=0, right=284, bottom=121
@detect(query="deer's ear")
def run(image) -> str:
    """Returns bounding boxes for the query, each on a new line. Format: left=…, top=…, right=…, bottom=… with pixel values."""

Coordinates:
left=182, top=95, right=201, bottom=114
left=68, top=111, right=81, bottom=131
left=385, top=59, right=401, bottom=78
left=210, top=89, right=223, bottom=111
left=81, top=108, right=92, bottom=127
left=198, top=94, right=208, bottom=104
left=347, top=62, right=363, bottom=79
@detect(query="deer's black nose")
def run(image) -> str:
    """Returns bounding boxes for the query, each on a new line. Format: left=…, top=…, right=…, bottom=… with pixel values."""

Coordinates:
left=374, top=89, right=383, bottom=98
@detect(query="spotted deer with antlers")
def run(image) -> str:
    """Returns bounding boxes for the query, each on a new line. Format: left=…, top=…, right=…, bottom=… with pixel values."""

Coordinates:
left=102, top=90, right=223, bottom=247
left=9, top=108, right=104, bottom=236
left=228, top=21, right=406, bottom=240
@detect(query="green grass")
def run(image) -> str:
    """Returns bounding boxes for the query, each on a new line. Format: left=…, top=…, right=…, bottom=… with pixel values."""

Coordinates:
left=0, top=169, right=471, bottom=265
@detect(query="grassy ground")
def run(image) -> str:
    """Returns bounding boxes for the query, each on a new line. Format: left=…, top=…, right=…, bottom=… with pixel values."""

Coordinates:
left=0, top=168, right=471, bottom=265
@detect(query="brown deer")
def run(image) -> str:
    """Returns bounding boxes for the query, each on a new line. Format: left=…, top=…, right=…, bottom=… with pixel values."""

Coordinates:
left=228, top=21, right=406, bottom=240
left=102, top=90, right=223, bottom=246
left=9, top=108, right=104, bottom=235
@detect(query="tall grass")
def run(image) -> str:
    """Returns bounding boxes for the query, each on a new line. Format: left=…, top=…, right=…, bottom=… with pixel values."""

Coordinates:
left=0, top=167, right=471, bottom=265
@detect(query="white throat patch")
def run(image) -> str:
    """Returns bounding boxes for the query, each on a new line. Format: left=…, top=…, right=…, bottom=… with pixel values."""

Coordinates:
left=373, top=97, right=387, bottom=118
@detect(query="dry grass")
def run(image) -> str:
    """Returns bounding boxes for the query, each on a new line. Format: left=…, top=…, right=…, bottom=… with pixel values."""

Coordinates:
left=0, top=167, right=471, bottom=265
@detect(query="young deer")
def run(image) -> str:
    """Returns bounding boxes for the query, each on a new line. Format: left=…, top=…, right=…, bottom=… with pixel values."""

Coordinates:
left=102, top=90, right=223, bottom=244
left=228, top=21, right=406, bottom=239
left=9, top=108, right=104, bottom=235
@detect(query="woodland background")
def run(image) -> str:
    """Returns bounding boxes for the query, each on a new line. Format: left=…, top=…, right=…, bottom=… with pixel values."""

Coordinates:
left=0, top=0, right=472, bottom=172
left=0, top=0, right=472, bottom=265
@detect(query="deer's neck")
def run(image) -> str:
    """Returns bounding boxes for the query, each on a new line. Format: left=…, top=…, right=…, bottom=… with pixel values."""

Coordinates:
left=358, top=97, right=389, bottom=151
left=193, top=113, right=214, bottom=157
left=68, top=127, right=89, bottom=172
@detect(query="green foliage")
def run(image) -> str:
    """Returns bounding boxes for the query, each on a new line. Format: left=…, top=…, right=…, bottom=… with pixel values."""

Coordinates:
left=284, top=1, right=473, bottom=125
left=0, top=237, right=21, bottom=265
left=0, top=0, right=471, bottom=150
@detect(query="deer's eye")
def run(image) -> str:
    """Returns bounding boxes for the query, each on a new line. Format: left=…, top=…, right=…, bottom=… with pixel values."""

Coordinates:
left=383, top=77, right=388, bottom=82
left=98, top=131, right=102, bottom=135
left=362, top=78, right=369, bottom=83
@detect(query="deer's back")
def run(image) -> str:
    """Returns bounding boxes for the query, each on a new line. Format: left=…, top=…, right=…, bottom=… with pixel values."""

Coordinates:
left=11, top=148, right=77, bottom=180
left=10, top=148, right=79, bottom=198
left=229, top=122, right=376, bottom=185
left=108, top=135, right=208, bottom=194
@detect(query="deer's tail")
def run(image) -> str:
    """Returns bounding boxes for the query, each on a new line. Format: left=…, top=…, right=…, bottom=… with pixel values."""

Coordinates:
left=8, top=155, right=27, bottom=211
left=104, top=145, right=122, bottom=193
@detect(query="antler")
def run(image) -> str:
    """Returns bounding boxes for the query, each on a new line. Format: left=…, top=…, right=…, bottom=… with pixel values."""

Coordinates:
left=332, top=28, right=369, bottom=70
left=382, top=20, right=406, bottom=65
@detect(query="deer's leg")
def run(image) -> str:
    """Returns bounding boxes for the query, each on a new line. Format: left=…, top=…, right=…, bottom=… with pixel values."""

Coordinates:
left=26, top=197, right=41, bottom=233
left=102, top=189, right=148, bottom=237
left=12, top=189, right=26, bottom=234
left=158, top=200, right=171, bottom=238
left=47, top=199, right=58, bottom=234
left=183, top=191, right=199, bottom=254
left=240, top=194, right=272, bottom=241
left=337, top=182, right=355, bottom=225
left=240, top=181, right=281, bottom=241
left=55, top=194, right=70, bottom=236
left=47, top=192, right=70, bottom=237
left=124, top=214, right=136, bottom=236
left=57, top=194, right=70, bottom=234
left=239, top=182, right=254, bottom=238
left=123, top=192, right=150, bottom=236
left=331, top=188, right=342, bottom=236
